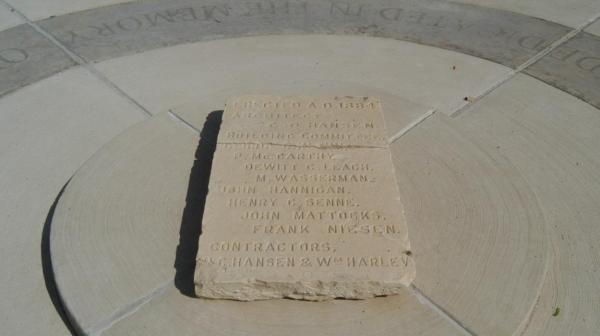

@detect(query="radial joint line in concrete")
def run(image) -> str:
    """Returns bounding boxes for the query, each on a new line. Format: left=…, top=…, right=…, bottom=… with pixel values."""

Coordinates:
left=449, top=11, right=600, bottom=118
left=388, top=109, right=436, bottom=144
left=0, top=0, right=152, bottom=118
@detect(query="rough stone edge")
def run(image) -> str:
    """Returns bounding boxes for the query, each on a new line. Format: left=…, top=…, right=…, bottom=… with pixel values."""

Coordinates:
left=194, top=260, right=414, bottom=301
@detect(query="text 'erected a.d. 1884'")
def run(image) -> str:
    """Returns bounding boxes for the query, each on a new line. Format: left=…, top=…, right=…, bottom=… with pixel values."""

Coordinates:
left=194, top=95, right=415, bottom=301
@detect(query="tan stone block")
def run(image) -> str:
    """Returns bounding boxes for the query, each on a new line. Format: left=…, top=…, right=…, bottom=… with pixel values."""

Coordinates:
left=195, top=96, right=415, bottom=300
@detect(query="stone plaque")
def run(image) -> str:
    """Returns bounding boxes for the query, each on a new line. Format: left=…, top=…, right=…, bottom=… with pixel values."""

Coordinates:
left=194, top=96, right=415, bottom=301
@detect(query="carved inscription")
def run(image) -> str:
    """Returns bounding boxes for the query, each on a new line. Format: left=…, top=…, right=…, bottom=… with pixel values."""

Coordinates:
left=48, top=0, right=569, bottom=69
left=194, top=95, right=415, bottom=301
left=24, top=0, right=600, bottom=109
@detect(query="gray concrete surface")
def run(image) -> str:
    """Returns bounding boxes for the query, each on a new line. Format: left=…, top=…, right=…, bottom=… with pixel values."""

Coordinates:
left=0, top=67, right=145, bottom=336
left=4, top=0, right=133, bottom=21
left=0, top=0, right=599, bottom=335
left=587, top=19, right=600, bottom=36
left=0, top=24, right=74, bottom=96
left=2, top=1, right=600, bottom=109
left=525, top=32, right=600, bottom=109
left=454, top=74, right=600, bottom=336
left=0, top=4, right=21, bottom=31
left=37, top=0, right=568, bottom=67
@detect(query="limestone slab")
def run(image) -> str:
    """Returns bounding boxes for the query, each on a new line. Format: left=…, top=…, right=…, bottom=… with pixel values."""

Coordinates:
left=39, top=0, right=568, bottom=68
left=0, top=67, right=144, bottom=335
left=0, top=5, right=22, bottom=32
left=95, top=35, right=510, bottom=120
left=453, top=74, right=600, bottom=336
left=525, top=32, right=600, bottom=110
left=390, top=113, right=548, bottom=335
left=0, top=24, right=75, bottom=97
left=194, top=96, right=415, bottom=301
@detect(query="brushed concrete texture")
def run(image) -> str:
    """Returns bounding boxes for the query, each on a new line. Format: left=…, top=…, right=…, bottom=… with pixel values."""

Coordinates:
left=391, top=113, right=548, bottom=335
left=0, top=67, right=145, bottom=336
left=0, top=24, right=75, bottom=96
left=95, top=35, right=511, bottom=118
left=50, top=113, right=462, bottom=334
left=450, top=0, right=600, bottom=28
left=525, top=32, right=600, bottom=110
left=51, top=113, right=199, bottom=334
left=103, top=284, right=463, bottom=336
left=4, top=0, right=134, bottom=21
left=453, top=74, right=600, bottom=336
left=586, top=19, right=600, bottom=36
left=38, top=0, right=569, bottom=67
left=0, top=4, right=22, bottom=31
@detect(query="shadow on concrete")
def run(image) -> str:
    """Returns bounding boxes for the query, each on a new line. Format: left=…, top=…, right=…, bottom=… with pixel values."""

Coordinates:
left=174, top=110, right=223, bottom=297
left=42, top=181, right=77, bottom=335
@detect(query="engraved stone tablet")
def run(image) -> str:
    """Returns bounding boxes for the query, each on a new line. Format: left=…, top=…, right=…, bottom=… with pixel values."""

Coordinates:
left=194, top=95, right=415, bottom=301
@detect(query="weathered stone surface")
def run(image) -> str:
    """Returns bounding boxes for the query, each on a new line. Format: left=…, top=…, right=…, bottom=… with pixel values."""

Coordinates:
left=194, top=96, right=415, bottom=300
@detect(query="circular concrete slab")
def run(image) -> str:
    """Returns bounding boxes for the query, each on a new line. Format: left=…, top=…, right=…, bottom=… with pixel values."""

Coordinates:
left=51, top=113, right=460, bottom=336
left=1, top=1, right=600, bottom=335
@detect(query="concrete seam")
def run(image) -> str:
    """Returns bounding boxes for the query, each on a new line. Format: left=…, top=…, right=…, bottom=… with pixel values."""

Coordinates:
left=409, top=284, right=476, bottom=336
left=449, top=11, right=600, bottom=118
left=85, top=279, right=174, bottom=336
left=388, top=109, right=436, bottom=144
left=0, top=0, right=152, bottom=118
left=0, top=1, right=11, bottom=12
left=168, top=109, right=202, bottom=134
